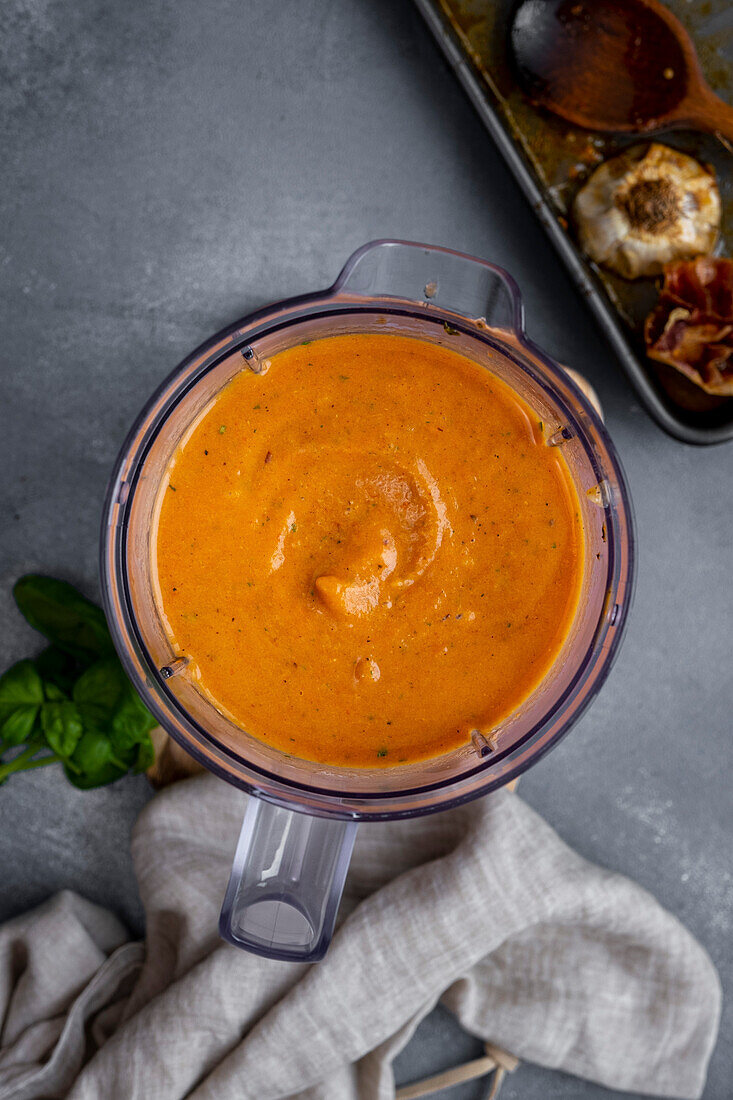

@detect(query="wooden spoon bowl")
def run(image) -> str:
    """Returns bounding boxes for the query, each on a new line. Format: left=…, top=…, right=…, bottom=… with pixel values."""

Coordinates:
left=509, top=0, right=733, bottom=142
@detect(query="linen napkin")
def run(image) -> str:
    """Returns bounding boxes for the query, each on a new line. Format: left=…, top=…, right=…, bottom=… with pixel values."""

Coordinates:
left=0, top=776, right=720, bottom=1100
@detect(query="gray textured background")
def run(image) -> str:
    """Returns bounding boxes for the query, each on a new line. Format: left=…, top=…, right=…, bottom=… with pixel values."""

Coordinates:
left=1, top=1, right=731, bottom=1097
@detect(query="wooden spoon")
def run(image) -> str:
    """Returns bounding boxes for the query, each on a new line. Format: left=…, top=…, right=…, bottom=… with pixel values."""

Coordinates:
left=509, top=0, right=733, bottom=143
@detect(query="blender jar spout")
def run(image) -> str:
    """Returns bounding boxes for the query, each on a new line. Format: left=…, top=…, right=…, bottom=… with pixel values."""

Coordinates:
left=332, top=239, right=526, bottom=335
left=219, top=798, right=358, bottom=962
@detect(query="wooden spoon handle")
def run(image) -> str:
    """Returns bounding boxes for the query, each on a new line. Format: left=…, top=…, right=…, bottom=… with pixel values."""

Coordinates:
left=683, top=87, right=733, bottom=146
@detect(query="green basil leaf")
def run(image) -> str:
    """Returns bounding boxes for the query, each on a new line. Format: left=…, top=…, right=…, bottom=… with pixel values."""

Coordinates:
left=72, top=658, right=127, bottom=733
left=1, top=581, right=157, bottom=791
left=133, top=735, right=155, bottom=773
left=64, top=765, right=127, bottom=790
left=0, top=660, right=44, bottom=718
left=111, top=682, right=157, bottom=752
left=72, top=658, right=155, bottom=749
left=63, top=729, right=127, bottom=789
left=0, top=705, right=40, bottom=747
left=41, top=701, right=84, bottom=758
left=35, top=646, right=79, bottom=695
left=14, top=576, right=115, bottom=662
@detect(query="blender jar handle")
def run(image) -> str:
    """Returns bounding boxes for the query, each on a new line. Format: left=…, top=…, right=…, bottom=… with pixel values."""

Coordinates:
left=219, top=797, right=358, bottom=962
left=332, top=239, right=525, bottom=334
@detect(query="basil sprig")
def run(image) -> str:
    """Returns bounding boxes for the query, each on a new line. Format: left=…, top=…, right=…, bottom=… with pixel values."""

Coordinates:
left=0, top=576, right=156, bottom=787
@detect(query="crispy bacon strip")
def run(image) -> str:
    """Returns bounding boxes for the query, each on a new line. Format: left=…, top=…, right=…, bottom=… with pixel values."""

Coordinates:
left=644, top=257, right=733, bottom=396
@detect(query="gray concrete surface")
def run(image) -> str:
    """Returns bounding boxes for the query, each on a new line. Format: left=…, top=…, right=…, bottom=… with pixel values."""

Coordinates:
left=0, top=1, right=731, bottom=1096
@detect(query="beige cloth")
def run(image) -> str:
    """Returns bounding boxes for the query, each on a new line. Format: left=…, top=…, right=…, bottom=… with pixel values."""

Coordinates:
left=0, top=778, right=721, bottom=1100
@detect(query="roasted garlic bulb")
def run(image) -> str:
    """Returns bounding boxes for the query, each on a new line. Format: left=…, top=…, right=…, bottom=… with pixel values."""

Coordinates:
left=573, top=144, right=720, bottom=280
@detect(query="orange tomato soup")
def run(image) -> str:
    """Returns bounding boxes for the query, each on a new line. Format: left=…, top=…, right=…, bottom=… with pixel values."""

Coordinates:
left=154, top=334, right=584, bottom=766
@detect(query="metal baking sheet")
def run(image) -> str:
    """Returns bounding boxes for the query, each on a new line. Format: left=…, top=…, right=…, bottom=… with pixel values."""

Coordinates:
left=413, top=0, right=733, bottom=445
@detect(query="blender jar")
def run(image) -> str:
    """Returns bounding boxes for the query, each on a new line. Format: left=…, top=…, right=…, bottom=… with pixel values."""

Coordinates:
left=101, top=240, right=634, bottom=962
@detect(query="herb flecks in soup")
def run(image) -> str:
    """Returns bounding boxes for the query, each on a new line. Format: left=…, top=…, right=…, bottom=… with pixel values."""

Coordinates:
left=154, top=334, right=584, bottom=766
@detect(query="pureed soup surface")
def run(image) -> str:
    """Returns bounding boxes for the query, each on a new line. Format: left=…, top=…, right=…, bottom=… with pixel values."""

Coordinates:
left=154, top=333, right=584, bottom=766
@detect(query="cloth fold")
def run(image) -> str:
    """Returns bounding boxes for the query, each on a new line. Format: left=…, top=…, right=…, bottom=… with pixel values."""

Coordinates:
left=0, top=777, right=721, bottom=1100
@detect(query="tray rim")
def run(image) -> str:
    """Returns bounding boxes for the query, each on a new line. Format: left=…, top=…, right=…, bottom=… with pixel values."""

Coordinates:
left=413, top=0, right=733, bottom=446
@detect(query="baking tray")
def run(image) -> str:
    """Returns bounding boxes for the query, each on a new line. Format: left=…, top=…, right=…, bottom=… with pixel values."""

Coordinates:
left=413, top=0, right=733, bottom=444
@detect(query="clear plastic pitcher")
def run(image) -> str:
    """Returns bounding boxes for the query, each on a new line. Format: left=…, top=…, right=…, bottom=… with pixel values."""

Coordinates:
left=101, top=240, right=634, bottom=962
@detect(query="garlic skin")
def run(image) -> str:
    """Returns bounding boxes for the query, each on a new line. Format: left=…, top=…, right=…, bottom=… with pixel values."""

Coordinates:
left=572, top=144, right=720, bottom=280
